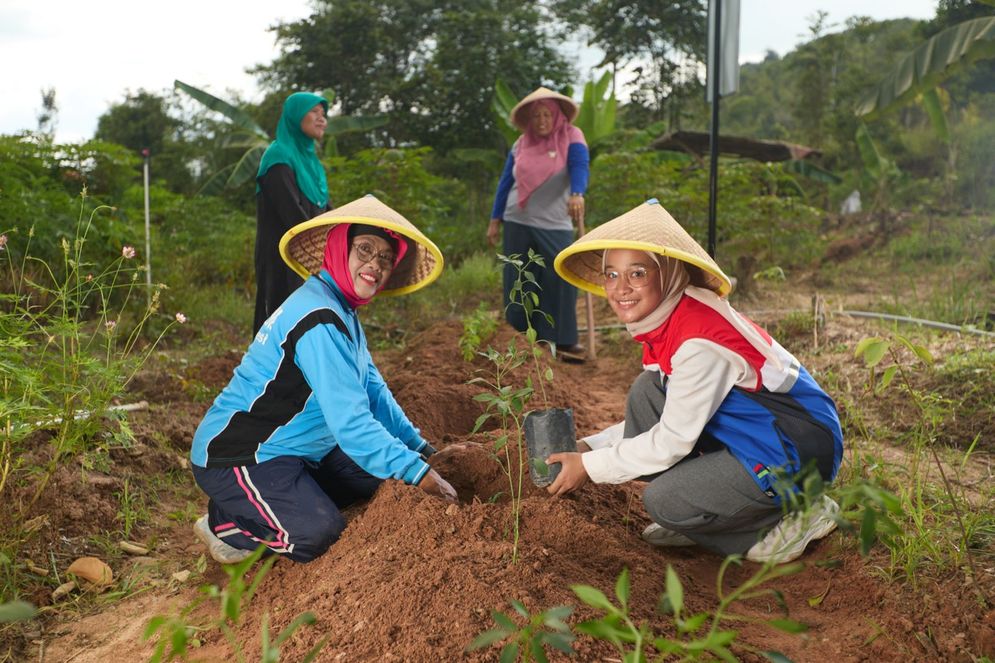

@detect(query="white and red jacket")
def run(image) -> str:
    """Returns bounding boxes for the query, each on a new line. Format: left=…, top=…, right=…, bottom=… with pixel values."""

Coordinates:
left=582, top=289, right=843, bottom=500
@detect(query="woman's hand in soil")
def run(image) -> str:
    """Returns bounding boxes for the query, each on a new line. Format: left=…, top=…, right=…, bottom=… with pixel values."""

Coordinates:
left=418, top=468, right=458, bottom=503
left=545, top=452, right=589, bottom=496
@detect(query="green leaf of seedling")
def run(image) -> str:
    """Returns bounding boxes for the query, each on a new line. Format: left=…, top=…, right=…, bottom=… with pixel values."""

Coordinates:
left=576, top=619, right=627, bottom=642
left=544, top=367, right=554, bottom=381
left=768, top=618, right=808, bottom=634
left=543, top=631, right=576, bottom=654
left=526, top=327, right=537, bottom=345
left=854, top=337, right=888, bottom=367
left=494, top=434, right=509, bottom=452
left=273, top=612, right=317, bottom=646
left=615, top=567, right=630, bottom=606
left=492, top=610, right=517, bottom=631
left=665, top=565, right=684, bottom=616
left=467, top=629, right=509, bottom=651
left=532, top=458, right=550, bottom=476
left=653, top=637, right=685, bottom=655
left=542, top=606, right=574, bottom=630
left=571, top=585, right=616, bottom=612
left=761, top=651, right=795, bottom=663
left=499, top=642, right=520, bottom=663
left=879, top=365, right=898, bottom=391
left=472, top=413, right=491, bottom=433
left=529, top=638, right=550, bottom=663
left=910, top=343, right=934, bottom=366
left=859, top=507, right=878, bottom=555
left=679, top=612, right=709, bottom=634
left=510, top=600, right=529, bottom=617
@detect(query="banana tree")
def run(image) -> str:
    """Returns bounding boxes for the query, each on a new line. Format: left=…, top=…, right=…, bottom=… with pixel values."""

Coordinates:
left=174, top=80, right=387, bottom=195
left=855, top=122, right=901, bottom=216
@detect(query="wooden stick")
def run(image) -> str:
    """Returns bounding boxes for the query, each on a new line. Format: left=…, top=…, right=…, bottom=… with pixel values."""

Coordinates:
left=577, top=218, right=597, bottom=359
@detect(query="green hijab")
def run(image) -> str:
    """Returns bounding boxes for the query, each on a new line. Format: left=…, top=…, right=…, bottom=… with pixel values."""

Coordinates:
left=256, top=92, right=329, bottom=207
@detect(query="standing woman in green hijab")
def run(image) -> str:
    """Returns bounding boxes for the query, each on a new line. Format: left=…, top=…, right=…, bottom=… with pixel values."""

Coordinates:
left=253, top=92, right=331, bottom=335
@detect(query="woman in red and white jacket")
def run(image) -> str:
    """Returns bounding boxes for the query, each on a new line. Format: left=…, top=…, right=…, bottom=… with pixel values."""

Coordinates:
left=549, top=199, right=844, bottom=564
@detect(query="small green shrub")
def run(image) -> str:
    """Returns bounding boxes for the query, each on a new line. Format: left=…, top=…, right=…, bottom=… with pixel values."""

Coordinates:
left=459, top=302, right=498, bottom=361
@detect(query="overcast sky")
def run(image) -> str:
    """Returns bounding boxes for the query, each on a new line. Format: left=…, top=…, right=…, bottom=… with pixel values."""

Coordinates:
left=1, top=0, right=940, bottom=143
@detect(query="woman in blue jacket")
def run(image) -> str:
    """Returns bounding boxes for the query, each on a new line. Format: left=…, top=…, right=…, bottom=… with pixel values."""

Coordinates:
left=191, top=195, right=455, bottom=564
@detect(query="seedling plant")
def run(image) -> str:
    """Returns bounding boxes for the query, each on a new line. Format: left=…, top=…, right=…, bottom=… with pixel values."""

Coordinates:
left=470, top=250, right=555, bottom=562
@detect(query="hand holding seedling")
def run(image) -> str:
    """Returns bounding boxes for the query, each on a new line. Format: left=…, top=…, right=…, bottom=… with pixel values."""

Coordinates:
left=545, top=452, right=589, bottom=496
left=418, top=468, right=459, bottom=503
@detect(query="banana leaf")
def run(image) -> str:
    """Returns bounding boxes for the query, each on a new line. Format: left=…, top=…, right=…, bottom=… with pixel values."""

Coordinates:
left=919, top=88, right=950, bottom=144
left=197, top=163, right=236, bottom=196
left=226, top=144, right=268, bottom=188
left=855, top=16, right=995, bottom=117
left=326, top=114, right=388, bottom=135
left=574, top=71, right=617, bottom=145
left=492, top=78, right=521, bottom=147
left=174, top=79, right=268, bottom=139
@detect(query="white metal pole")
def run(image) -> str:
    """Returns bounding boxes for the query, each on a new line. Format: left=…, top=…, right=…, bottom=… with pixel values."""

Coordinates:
left=142, top=149, right=152, bottom=304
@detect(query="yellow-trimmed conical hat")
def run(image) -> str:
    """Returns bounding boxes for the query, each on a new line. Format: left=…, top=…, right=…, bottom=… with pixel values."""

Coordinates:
left=510, top=87, right=579, bottom=131
left=279, top=194, right=444, bottom=297
left=554, top=199, right=732, bottom=298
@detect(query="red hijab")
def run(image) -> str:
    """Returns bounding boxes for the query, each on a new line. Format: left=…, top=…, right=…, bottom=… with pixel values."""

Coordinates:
left=321, top=224, right=408, bottom=308
left=513, top=98, right=585, bottom=209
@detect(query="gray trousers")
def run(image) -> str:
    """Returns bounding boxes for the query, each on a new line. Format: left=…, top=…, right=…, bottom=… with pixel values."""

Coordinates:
left=626, top=371, right=783, bottom=556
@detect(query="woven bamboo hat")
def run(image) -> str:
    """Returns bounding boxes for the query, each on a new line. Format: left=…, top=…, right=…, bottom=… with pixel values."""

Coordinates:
left=554, top=199, right=732, bottom=298
left=279, top=194, right=444, bottom=297
left=510, top=87, right=579, bottom=131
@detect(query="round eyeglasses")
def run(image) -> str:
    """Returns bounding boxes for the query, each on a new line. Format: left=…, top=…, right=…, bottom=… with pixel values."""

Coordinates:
left=602, top=266, right=658, bottom=289
left=351, top=241, right=395, bottom=271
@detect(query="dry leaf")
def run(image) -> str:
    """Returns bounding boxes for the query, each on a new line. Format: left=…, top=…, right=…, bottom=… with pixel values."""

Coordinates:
left=66, top=557, right=113, bottom=586
left=51, top=581, right=76, bottom=601
left=118, top=541, right=150, bottom=555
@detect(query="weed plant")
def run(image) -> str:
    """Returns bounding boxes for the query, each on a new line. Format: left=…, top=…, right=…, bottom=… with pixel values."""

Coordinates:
left=459, top=301, right=498, bottom=361
left=0, top=190, right=183, bottom=598
left=470, top=250, right=555, bottom=562
left=855, top=333, right=992, bottom=603
left=144, top=546, right=327, bottom=662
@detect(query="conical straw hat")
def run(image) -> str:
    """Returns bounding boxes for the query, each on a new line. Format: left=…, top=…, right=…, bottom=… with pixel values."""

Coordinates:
left=279, top=194, right=444, bottom=297
left=510, top=87, right=579, bottom=131
left=554, top=199, right=732, bottom=298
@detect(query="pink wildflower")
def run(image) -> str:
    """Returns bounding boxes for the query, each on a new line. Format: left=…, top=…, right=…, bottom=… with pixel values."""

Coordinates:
left=105, top=320, right=117, bottom=332
left=0, top=234, right=7, bottom=250
left=122, top=245, right=136, bottom=259
left=175, top=312, right=188, bottom=324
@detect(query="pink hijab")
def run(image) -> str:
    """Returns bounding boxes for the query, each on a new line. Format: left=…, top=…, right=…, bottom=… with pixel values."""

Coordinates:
left=321, top=224, right=408, bottom=308
left=513, top=98, right=585, bottom=209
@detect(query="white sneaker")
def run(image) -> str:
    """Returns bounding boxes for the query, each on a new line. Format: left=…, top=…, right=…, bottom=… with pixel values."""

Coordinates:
left=193, top=515, right=254, bottom=564
left=641, top=523, right=695, bottom=547
left=746, top=496, right=840, bottom=564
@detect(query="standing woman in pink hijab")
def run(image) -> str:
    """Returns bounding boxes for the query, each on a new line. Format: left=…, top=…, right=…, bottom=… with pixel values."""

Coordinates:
left=487, top=87, right=590, bottom=363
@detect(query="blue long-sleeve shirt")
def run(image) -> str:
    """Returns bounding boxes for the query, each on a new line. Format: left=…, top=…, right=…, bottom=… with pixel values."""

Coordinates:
left=490, top=141, right=590, bottom=231
left=191, top=271, right=429, bottom=486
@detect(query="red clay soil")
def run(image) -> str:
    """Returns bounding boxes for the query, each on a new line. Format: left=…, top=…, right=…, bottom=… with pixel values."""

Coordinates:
left=30, top=318, right=995, bottom=662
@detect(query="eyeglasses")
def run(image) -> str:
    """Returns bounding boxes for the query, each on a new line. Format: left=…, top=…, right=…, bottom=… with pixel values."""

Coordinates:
left=602, top=266, right=659, bottom=289
left=351, top=241, right=395, bottom=271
